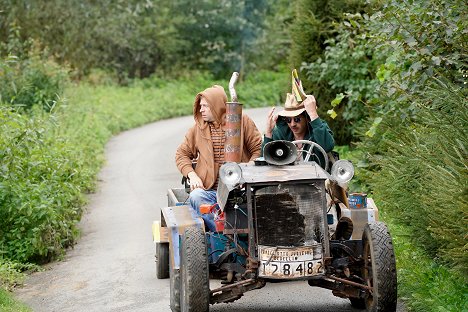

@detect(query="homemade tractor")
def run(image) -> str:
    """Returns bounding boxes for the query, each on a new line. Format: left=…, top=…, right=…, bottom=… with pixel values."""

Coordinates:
left=152, top=73, right=397, bottom=312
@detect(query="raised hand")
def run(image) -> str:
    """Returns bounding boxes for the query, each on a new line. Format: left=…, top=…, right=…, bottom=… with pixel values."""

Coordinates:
left=265, top=107, right=278, bottom=138
left=303, top=95, right=319, bottom=121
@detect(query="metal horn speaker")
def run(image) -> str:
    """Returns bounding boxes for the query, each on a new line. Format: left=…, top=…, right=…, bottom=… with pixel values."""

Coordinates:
left=263, top=140, right=297, bottom=166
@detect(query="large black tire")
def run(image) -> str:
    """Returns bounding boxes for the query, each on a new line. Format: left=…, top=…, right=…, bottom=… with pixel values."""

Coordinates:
left=180, top=226, right=210, bottom=312
left=360, top=222, right=397, bottom=312
left=170, top=249, right=181, bottom=312
left=156, top=242, right=169, bottom=279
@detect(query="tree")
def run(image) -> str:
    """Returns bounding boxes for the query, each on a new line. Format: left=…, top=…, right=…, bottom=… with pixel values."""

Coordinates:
left=289, top=0, right=369, bottom=144
left=169, top=0, right=269, bottom=78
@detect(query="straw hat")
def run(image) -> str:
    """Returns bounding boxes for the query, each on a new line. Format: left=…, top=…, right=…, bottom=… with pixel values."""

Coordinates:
left=277, top=93, right=306, bottom=117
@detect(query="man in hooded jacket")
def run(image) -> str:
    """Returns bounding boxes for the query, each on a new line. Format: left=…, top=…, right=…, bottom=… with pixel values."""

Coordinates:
left=175, top=85, right=262, bottom=231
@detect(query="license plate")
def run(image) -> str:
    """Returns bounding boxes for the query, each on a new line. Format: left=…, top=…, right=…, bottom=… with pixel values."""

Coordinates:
left=258, top=245, right=322, bottom=278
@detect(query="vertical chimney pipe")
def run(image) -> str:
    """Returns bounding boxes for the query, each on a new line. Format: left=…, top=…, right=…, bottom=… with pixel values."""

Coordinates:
left=225, top=72, right=242, bottom=163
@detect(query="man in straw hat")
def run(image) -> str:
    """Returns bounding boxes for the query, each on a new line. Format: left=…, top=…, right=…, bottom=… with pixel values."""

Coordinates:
left=263, top=93, right=335, bottom=169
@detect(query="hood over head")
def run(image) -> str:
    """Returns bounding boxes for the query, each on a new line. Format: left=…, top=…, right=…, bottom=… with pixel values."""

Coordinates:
left=193, top=85, right=227, bottom=129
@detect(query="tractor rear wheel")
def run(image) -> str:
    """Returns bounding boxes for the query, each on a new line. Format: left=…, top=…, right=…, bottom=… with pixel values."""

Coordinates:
left=156, top=242, right=169, bottom=279
left=180, top=226, right=210, bottom=312
left=360, top=222, right=397, bottom=312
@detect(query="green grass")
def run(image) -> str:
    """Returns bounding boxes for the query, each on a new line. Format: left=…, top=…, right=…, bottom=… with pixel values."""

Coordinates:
left=386, top=219, right=468, bottom=312
left=0, top=288, right=31, bottom=312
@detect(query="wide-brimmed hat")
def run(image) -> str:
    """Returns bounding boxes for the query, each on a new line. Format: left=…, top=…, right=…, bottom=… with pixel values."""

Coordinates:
left=277, top=93, right=306, bottom=117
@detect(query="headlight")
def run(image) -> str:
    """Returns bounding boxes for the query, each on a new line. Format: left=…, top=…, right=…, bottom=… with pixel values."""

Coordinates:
left=331, top=160, right=354, bottom=185
left=219, top=162, right=243, bottom=188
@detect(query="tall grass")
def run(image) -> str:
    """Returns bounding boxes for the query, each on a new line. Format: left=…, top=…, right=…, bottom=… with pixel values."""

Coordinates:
left=380, top=209, right=468, bottom=312
left=339, top=144, right=468, bottom=312
left=0, top=288, right=30, bottom=312
left=367, top=81, right=467, bottom=275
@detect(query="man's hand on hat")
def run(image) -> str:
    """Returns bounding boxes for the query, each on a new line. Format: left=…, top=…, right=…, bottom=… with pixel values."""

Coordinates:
left=304, top=95, right=319, bottom=121
left=265, top=107, right=278, bottom=138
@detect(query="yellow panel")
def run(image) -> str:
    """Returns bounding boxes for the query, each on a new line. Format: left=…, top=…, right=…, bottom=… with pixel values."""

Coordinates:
left=152, top=220, right=169, bottom=243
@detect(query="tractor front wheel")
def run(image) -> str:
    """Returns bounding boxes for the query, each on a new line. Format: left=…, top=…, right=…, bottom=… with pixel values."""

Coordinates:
left=180, top=226, right=210, bottom=312
left=169, top=248, right=181, bottom=312
left=360, top=222, right=397, bottom=312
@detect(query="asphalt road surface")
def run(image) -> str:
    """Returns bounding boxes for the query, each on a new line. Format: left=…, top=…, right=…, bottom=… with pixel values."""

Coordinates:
left=15, top=107, right=405, bottom=312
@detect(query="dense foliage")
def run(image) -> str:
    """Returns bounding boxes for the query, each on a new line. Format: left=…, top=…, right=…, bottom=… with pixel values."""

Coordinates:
left=303, top=0, right=467, bottom=276
left=289, top=0, right=369, bottom=144
left=302, top=12, right=384, bottom=143
left=371, top=82, right=467, bottom=274
left=1, top=0, right=467, bottom=310
left=0, top=0, right=283, bottom=81
left=301, top=0, right=467, bottom=309
left=0, top=56, right=67, bottom=112
left=0, top=107, right=85, bottom=262
left=363, top=0, right=467, bottom=275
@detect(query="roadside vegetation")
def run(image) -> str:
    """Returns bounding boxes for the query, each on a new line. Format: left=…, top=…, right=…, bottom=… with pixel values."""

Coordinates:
left=1, top=0, right=466, bottom=311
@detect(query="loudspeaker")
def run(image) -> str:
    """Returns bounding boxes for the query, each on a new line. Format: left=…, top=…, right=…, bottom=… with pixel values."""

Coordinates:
left=263, top=140, right=298, bottom=166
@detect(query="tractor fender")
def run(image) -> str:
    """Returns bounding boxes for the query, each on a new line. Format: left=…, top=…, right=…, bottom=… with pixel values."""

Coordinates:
left=338, top=198, right=379, bottom=240
left=161, top=205, right=204, bottom=270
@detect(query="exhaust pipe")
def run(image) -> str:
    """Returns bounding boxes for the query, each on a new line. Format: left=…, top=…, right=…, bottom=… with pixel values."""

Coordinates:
left=225, top=72, right=242, bottom=163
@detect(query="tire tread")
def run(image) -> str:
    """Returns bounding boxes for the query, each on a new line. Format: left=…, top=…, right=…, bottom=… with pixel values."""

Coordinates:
left=364, top=222, right=397, bottom=312
left=181, top=226, right=210, bottom=312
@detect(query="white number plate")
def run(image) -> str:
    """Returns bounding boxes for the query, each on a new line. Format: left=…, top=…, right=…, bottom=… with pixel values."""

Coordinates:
left=258, top=245, right=322, bottom=278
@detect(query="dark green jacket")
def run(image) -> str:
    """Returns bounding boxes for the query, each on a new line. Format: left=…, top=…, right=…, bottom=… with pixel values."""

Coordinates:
left=262, top=117, right=335, bottom=168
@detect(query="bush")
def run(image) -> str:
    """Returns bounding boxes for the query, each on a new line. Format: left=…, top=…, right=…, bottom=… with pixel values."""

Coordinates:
left=290, top=0, right=370, bottom=134
left=0, top=54, right=68, bottom=112
left=0, top=260, right=39, bottom=291
left=302, top=12, right=385, bottom=144
left=367, top=81, right=468, bottom=274
left=305, top=0, right=468, bottom=277
left=0, top=107, right=87, bottom=262
left=354, top=0, right=468, bottom=276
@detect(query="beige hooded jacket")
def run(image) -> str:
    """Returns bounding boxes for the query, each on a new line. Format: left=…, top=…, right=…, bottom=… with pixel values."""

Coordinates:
left=175, top=85, right=262, bottom=190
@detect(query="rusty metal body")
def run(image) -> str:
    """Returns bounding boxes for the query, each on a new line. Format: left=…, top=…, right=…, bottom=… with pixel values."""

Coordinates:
left=224, top=101, right=242, bottom=163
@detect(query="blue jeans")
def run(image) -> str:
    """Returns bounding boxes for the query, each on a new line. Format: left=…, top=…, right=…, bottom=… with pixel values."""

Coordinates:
left=189, top=188, right=217, bottom=232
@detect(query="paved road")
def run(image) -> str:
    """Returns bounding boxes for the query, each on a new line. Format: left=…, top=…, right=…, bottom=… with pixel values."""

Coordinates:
left=15, top=107, right=405, bottom=312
